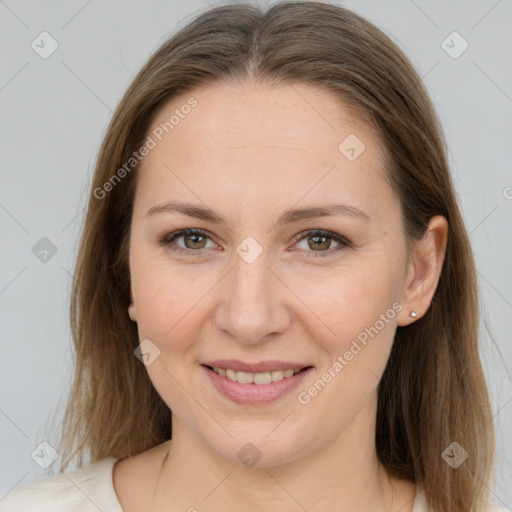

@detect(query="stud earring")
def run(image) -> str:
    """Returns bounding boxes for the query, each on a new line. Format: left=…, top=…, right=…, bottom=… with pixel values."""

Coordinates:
left=409, top=311, right=417, bottom=318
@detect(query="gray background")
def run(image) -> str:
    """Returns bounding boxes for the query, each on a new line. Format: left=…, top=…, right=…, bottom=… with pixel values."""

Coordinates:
left=1, top=0, right=511, bottom=507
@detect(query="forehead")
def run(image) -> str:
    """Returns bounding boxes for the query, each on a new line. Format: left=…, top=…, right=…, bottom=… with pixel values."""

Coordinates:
left=147, top=79, right=381, bottom=152
left=135, top=79, right=393, bottom=215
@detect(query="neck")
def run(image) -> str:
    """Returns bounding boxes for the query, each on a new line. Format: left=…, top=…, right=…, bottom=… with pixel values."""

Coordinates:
left=152, top=394, right=415, bottom=512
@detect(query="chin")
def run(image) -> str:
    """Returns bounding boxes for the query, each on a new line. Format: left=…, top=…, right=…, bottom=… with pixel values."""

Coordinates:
left=205, top=426, right=309, bottom=469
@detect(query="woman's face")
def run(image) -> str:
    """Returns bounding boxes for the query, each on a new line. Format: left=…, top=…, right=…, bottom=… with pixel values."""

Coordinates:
left=128, top=79, right=414, bottom=466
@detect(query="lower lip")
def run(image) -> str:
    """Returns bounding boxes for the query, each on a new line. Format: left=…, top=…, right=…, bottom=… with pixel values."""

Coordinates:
left=202, top=365, right=314, bottom=405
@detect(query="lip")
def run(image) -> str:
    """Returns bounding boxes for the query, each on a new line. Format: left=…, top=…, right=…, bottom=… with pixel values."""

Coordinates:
left=202, top=359, right=312, bottom=373
left=202, top=364, right=315, bottom=405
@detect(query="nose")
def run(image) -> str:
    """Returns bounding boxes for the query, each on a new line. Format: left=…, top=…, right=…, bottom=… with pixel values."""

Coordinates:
left=214, top=248, right=291, bottom=345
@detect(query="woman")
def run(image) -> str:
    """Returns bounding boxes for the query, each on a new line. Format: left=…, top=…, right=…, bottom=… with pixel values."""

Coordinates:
left=1, top=2, right=508, bottom=511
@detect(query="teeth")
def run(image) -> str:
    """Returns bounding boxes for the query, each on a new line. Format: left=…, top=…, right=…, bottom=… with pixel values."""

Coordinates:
left=212, top=367, right=302, bottom=384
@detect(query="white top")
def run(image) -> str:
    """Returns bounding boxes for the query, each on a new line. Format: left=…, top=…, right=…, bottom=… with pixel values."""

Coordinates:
left=0, top=457, right=509, bottom=512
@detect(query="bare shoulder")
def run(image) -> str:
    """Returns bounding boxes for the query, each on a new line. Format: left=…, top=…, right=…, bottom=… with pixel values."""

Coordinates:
left=113, top=440, right=170, bottom=511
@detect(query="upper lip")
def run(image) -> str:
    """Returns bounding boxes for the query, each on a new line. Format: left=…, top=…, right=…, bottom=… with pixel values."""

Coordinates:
left=202, top=359, right=313, bottom=373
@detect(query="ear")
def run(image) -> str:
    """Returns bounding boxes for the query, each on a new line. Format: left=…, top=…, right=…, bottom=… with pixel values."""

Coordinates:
left=128, top=286, right=137, bottom=322
left=397, top=215, right=448, bottom=326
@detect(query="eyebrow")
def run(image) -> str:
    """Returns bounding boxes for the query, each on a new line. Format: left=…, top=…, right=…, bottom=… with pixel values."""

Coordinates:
left=145, top=200, right=371, bottom=225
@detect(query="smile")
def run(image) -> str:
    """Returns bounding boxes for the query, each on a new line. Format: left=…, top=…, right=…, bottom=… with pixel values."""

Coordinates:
left=209, top=366, right=303, bottom=384
left=202, top=365, right=314, bottom=405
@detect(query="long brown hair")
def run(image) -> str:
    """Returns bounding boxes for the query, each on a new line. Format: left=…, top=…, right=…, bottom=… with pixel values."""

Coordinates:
left=56, top=2, right=495, bottom=510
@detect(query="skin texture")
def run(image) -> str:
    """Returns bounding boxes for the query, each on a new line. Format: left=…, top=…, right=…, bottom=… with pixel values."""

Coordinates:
left=116, top=79, right=448, bottom=511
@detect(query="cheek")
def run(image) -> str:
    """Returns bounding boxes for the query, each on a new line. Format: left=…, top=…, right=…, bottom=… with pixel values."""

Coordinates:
left=286, top=260, right=402, bottom=402
left=130, top=265, right=212, bottom=412
left=288, top=260, right=400, bottom=339
left=295, top=272, right=399, bottom=421
left=131, top=261, right=219, bottom=353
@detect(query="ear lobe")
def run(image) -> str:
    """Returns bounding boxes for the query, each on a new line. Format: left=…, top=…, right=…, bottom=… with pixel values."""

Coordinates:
left=128, top=285, right=137, bottom=322
left=398, top=215, right=448, bottom=326
left=128, top=302, right=137, bottom=322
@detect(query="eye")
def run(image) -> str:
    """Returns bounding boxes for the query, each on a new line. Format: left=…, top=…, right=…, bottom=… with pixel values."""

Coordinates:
left=159, top=228, right=351, bottom=258
left=159, top=228, right=219, bottom=256
left=292, top=229, right=351, bottom=257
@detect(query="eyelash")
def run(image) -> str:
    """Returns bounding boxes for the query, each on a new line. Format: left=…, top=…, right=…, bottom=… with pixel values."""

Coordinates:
left=158, top=228, right=352, bottom=258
